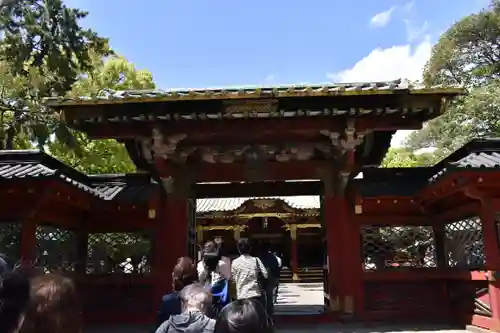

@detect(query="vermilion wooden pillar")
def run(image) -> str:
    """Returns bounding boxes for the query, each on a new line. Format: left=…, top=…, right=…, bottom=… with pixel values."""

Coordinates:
left=153, top=190, right=189, bottom=304
left=323, top=176, right=363, bottom=318
left=20, top=219, right=37, bottom=265
left=479, top=199, right=500, bottom=329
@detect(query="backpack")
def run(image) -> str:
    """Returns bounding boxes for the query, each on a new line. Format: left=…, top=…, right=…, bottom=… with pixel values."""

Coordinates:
left=209, top=278, right=229, bottom=318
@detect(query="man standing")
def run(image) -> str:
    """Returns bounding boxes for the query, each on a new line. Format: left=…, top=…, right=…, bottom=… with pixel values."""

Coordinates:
left=257, top=241, right=280, bottom=316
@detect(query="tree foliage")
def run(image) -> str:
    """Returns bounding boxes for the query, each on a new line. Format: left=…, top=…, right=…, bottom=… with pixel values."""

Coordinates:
left=381, top=148, right=438, bottom=168
left=49, top=56, right=156, bottom=174
left=0, top=0, right=110, bottom=149
left=423, top=0, right=500, bottom=87
left=407, top=0, right=500, bottom=153
left=406, top=80, right=500, bottom=153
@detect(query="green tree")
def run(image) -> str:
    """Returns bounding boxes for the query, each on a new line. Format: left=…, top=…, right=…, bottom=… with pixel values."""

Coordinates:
left=406, top=80, right=500, bottom=153
left=406, top=0, right=500, bottom=152
left=381, top=148, right=437, bottom=168
left=0, top=0, right=110, bottom=149
left=423, top=0, right=500, bottom=87
left=48, top=56, right=156, bottom=174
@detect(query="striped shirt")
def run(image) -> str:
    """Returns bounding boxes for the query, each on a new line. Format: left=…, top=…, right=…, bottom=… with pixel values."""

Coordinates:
left=231, top=255, right=268, bottom=299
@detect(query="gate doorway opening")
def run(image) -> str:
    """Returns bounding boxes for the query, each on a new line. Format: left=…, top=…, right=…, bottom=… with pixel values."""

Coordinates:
left=195, top=194, right=326, bottom=316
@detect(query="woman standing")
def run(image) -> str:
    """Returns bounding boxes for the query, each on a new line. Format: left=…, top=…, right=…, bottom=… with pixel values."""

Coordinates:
left=156, top=257, right=198, bottom=328
left=230, top=238, right=268, bottom=308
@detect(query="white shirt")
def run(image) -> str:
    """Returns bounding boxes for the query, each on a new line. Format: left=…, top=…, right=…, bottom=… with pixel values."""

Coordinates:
left=274, top=254, right=282, bottom=268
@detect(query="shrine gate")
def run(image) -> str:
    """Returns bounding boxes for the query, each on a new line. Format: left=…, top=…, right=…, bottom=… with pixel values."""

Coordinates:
left=2, top=79, right=500, bottom=330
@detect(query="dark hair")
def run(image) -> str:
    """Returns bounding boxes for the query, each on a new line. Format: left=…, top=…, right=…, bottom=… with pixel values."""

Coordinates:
left=20, top=273, right=80, bottom=333
left=203, top=241, right=221, bottom=272
left=0, top=271, right=30, bottom=333
left=214, top=238, right=227, bottom=257
left=172, top=257, right=198, bottom=291
left=214, top=299, right=273, bottom=333
left=236, top=238, right=251, bottom=255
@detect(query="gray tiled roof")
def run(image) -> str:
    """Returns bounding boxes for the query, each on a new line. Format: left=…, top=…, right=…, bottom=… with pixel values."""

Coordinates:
left=451, top=152, right=500, bottom=168
left=0, top=151, right=103, bottom=197
left=45, top=79, right=463, bottom=106
left=428, top=139, right=500, bottom=182
left=89, top=174, right=158, bottom=202
left=0, top=150, right=156, bottom=202
left=196, top=196, right=320, bottom=213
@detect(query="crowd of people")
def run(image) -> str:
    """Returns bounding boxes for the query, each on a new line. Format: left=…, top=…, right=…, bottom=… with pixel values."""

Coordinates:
left=0, top=237, right=281, bottom=333
left=156, top=237, right=281, bottom=333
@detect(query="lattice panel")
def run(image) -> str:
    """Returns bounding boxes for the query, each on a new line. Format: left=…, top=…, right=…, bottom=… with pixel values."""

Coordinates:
left=362, top=226, right=436, bottom=270
left=0, top=223, right=21, bottom=263
left=444, top=217, right=485, bottom=269
left=87, top=232, right=152, bottom=274
left=36, top=225, right=77, bottom=273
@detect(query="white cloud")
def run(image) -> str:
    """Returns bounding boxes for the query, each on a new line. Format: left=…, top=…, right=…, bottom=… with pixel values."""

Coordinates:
left=328, top=37, right=431, bottom=83
left=326, top=36, right=433, bottom=147
left=369, top=6, right=396, bottom=28
left=405, top=19, right=429, bottom=42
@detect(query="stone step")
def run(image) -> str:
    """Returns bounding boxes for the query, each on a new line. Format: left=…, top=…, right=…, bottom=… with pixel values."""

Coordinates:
left=280, top=267, right=324, bottom=283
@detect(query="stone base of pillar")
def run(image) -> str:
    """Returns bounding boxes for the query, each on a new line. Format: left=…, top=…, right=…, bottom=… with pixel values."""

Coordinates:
left=292, top=273, right=300, bottom=281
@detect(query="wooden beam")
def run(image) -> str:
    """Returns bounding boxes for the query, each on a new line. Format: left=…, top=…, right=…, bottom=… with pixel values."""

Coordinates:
left=436, top=201, right=480, bottom=223
left=194, top=181, right=322, bottom=198
left=157, top=160, right=325, bottom=182
left=84, top=116, right=423, bottom=139
left=355, top=215, right=429, bottom=225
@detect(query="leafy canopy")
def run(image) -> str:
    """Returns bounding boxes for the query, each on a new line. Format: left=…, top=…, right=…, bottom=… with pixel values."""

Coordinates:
left=48, top=56, right=156, bottom=174
left=381, top=148, right=437, bottom=168
left=0, top=0, right=111, bottom=149
left=405, top=0, right=500, bottom=154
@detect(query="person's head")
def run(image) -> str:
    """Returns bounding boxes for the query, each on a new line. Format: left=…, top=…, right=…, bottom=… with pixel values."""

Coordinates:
left=236, top=238, right=251, bottom=255
left=203, top=241, right=217, bottom=254
left=20, top=273, right=80, bottom=333
left=172, top=257, right=198, bottom=292
left=214, top=299, right=273, bottom=333
left=203, top=241, right=220, bottom=271
left=0, top=271, right=31, bottom=333
left=179, top=283, right=212, bottom=314
left=214, top=238, right=227, bottom=257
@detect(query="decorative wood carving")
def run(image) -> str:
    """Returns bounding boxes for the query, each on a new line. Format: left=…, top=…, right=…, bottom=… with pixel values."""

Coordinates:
left=341, top=119, right=365, bottom=152
left=253, top=199, right=276, bottom=210
left=223, top=99, right=278, bottom=115
left=151, top=128, right=187, bottom=160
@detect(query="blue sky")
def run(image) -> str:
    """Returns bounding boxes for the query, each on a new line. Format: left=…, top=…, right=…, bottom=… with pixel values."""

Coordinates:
left=65, top=0, right=488, bottom=146
left=67, top=0, right=486, bottom=89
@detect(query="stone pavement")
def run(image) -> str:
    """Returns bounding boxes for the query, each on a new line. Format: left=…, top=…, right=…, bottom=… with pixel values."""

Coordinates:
left=274, top=282, right=325, bottom=315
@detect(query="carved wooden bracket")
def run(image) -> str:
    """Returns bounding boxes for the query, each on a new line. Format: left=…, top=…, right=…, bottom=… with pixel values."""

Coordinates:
left=340, top=119, right=365, bottom=152
left=151, top=128, right=187, bottom=160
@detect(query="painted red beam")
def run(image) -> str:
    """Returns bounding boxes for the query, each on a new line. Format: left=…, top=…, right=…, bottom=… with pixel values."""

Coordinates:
left=156, top=160, right=326, bottom=182
left=437, top=201, right=480, bottom=223
left=84, top=116, right=423, bottom=139
left=364, top=269, right=489, bottom=281
left=355, top=215, right=428, bottom=225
